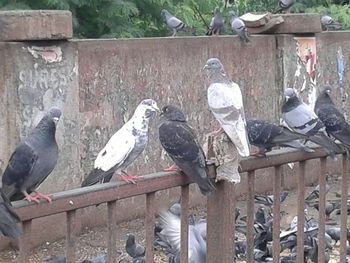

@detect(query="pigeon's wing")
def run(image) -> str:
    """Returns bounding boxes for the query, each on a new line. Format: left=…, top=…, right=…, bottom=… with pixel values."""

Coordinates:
left=2, top=142, right=38, bottom=197
left=0, top=189, right=22, bottom=239
left=159, top=211, right=181, bottom=252
left=208, top=82, right=250, bottom=157
left=167, top=16, right=185, bottom=30
left=94, top=127, right=136, bottom=172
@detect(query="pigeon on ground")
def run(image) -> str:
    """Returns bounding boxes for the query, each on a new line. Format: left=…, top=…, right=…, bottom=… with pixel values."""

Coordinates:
left=315, top=85, right=350, bottom=156
left=161, top=9, right=193, bottom=37
left=159, top=210, right=206, bottom=263
left=273, top=0, right=296, bottom=13
left=321, top=15, right=342, bottom=31
left=81, top=99, right=159, bottom=186
left=247, top=119, right=313, bottom=155
left=0, top=189, right=22, bottom=239
left=125, top=234, right=145, bottom=259
left=2, top=107, right=61, bottom=203
left=313, top=201, right=340, bottom=220
left=305, top=181, right=330, bottom=203
left=203, top=58, right=250, bottom=157
left=158, top=105, right=215, bottom=195
left=45, top=256, right=66, bottom=263
left=229, top=11, right=250, bottom=43
left=254, top=191, right=289, bottom=207
left=206, top=7, right=224, bottom=36
left=282, top=88, right=341, bottom=160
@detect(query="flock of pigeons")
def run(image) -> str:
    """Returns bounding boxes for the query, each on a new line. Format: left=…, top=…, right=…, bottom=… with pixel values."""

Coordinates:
left=161, top=0, right=342, bottom=41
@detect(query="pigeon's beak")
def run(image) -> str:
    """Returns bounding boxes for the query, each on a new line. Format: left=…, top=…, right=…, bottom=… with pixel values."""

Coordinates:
left=285, top=96, right=290, bottom=101
left=53, top=117, right=60, bottom=124
left=152, top=105, right=161, bottom=113
left=203, top=64, right=209, bottom=70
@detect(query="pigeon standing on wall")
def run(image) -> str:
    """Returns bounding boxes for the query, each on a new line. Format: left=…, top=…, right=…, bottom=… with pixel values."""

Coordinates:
left=2, top=107, right=61, bottom=203
left=0, top=189, right=22, bottom=239
left=229, top=11, right=250, bottom=43
left=81, top=99, right=159, bottom=186
left=203, top=58, right=250, bottom=157
left=273, top=0, right=296, bottom=14
left=281, top=88, right=341, bottom=160
left=161, top=9, right=193, bottom=37
left=321, top=15, right=342, bottom=31
left=314, top=85, right=350, bottom=156
left=206, top=7, right=224, bottom=36
left=247, top=119, right=314, bottom=155
left=158, top=105, right=215, bottom=195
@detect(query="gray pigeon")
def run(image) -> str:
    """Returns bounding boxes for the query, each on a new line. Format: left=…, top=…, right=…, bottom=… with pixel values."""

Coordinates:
left=206, top=7, right=224, bottom=36
left=273, top=0, right=296, bottom=13
left=315, top=86, right=350, bottom=157
left=229, top=11, right=250, bottom=43
left=247, top=119, right=314, bottom=155
left=81, top=99, right=159, bottom=186
left=158, top=105, right=215, bottom=195
left=313, top=201, right=340, bottom=220
left=282, top=88, right=341, bottom=160
left=321, top=15, right=342, bottom=31
left=254, top=191, right=289, bottom=207
left=159, top=210, right=206, bottom=263
left=305, top=181, right=330, bottom=203
left=161, top=9, right=189, bottom=37
left=0, top=189, right=22, bottom=239
left=45, top=256, right=66, bottom=263
left=2, top=107, right=61, bottom=203
left=203, top=58, right=250, bottom=157
left=125, top=234, right=145, bottom=259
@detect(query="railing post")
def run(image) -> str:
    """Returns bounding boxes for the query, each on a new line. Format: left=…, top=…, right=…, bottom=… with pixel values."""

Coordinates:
left=145, top=192, right=155, bottom=262
left=340, top=154, right=348, bottom=262
left=180, top=185, right=189, bottom=263
left=317, top=157, right=327, bottom=262
left=272, top=165, right=281, bottom=263
left=66, top=210, right=76, bottom=263
left=19, top=220, right=32, bottom=263
left=296, top=161, right=305, bottom=263
left=107, top=201, right=117, bottom=263
left=246, top=171, right=255, bottom=263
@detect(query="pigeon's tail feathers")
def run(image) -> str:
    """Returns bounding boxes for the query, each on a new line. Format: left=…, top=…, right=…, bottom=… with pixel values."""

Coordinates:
left=81, top=168, right=114, bottom=187
left=0, top=191, right=22, bottom=239
left=272, top=7, right=282, bottom=14
left=198, top=177, right=216, bottom=196
left=280, top=140, right=315, bottom=153
left=1, top=184, right=18, bottom=201
left=309, top=134, right=341, bottom=160
left=222, top=123, right=250, bottom=157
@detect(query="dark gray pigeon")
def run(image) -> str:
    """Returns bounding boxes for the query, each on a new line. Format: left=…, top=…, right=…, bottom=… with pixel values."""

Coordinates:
left=159, top=210, right=206, bottom=263
left=254, top=191, right=289, bottom=207
left=158, top=105, right=215, bottom=195
left=305, top=181, right=330, bottom=203
left=315, top=85, right=350, bottom=157
left=229, top=11, right=250, bottom=43
left=247, top=119, right=313, bottom=156
left=206, top=7, right=224, bottom=36
left=125, top=234, right=145, bottom=259
left=313, top=200, right=340, bottom=220
left=321, top=15, right=342, bottom=31
left=45, top=256, right=66, bottom=263
left=273, top=0, right=296, bottom=13
left=282, top=88, right=341, bottom=160
left=161, top=9, right=192, bottom=37
left=82, top=99, right=159, bottom=186
left=2, top=107, right=61, bottom=203
left=0, top=188, right=22, bottom=239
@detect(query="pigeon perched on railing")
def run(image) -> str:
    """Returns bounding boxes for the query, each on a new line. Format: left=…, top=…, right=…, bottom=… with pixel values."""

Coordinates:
left=203, top=58, right=250, bottom=157
left=247, top=119, right=313, bottom=156
left=321, top=15, right=342, bottom=31
left=158, top=105, right=215, bottom=195
left=282, top=88, right=341, bottom=160
left=2, top=107, right=61, bottom=203
left=273, top=0, right=296, bottom=14
left=81, top=99, right=159, bottom=186
left=0, top=189, right=22, bottom=239
left=206, top=7, right=224, bottom=36
left=229, top=11, right=250, bottom=43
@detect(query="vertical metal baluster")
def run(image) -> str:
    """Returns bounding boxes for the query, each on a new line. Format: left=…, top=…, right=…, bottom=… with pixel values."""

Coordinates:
left=107, top=201, right=117, bottom=263
left=180, top=185, right=189, bottom=263
left=19, top=220, right=32, bottom=263
left=66, top=210, right=76, bottom=263
left=145, top=192, right=155, bottom=262
left=296, top=161, right=305, bottom=263
left=246, top=171, right=255, bottom=263
left=317, top=157, right=327, bottom=262
left=273, top=165, right=281, bottom=263
left=340, top=154, right=348, bottom=262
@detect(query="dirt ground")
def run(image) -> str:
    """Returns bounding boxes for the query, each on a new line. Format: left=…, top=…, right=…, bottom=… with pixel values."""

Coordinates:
left=0, top=173, right=347, bottom=263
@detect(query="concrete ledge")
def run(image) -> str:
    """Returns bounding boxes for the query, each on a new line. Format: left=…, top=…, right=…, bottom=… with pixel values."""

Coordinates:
left=269, top=13, right=322, bottom=34
left=0, top=10, right=72, bottom=41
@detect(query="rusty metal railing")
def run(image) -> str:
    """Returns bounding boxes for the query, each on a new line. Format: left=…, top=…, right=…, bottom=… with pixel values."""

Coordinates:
left=11, top=146, right=348, bottom=263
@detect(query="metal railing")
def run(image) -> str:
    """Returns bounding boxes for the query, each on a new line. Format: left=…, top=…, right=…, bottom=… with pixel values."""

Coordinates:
left=11, top=146, right=349, bottom=263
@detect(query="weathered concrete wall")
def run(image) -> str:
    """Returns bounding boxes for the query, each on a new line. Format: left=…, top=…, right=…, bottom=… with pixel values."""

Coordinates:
left=0, top=33, right=349, bottom=248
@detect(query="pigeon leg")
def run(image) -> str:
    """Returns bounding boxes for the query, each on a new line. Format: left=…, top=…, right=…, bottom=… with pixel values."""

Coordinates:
left=250, top=149, right=266, bottom=157
left=163, top=164, right=178, bottom=172
left=172, top=29, right=177, bottom=37
left=22, top=191, right=41, bottom=204
left=119, top=171, right=140, bottom=184
left=210, top=127, right=224, bottom=136
left=32, top=192, right=52, bottom=203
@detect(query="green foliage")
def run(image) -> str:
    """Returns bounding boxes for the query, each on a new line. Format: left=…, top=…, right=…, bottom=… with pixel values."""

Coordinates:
left=0, top=0, right=349, bottom=38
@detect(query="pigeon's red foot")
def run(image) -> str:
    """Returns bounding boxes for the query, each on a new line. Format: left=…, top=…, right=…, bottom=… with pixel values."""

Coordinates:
left=250, top=150, right=266, bottom=158
left=119, top=172, right=140, bottom=184
left=163, top=164, right=178, bottom=172
left=23, top=194, right=41, bottom=204
left=32, top=192, right=52, bottom=203
left=210, top=127, right=224, bottom=136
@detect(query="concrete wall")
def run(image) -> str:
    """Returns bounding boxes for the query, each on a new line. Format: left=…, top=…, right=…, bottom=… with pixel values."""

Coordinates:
left=0, top=32, right=349, bottom=248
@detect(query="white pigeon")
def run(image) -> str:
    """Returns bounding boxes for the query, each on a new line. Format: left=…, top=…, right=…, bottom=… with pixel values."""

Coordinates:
left=203, top=58, right=250, bottom=157
left=81, top=99, right=160, bottom=186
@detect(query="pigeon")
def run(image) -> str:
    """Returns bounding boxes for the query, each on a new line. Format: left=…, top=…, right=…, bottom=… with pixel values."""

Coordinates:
left=315, top=85, right=350, bottom=157
left=313, top=201, right=340, bottom=220
left=247, top=119, right=313, bottom=156
left=159, top=210, right=206, bottom=263
left=321, top=15, right=342, bottom=31
left=203, top=58, right=250, bottom=157
left=229, top=11, right=250, bottom=43
left=81, top=99, right=159, bottom=186
left=254, top=191, right=289, bottom=207
left=281, top=88, right=341, bottom=160
left=158, top=105, right=215, bottom=195
left=273, top=0, right=296, bottom=13
left=2, top=107, right=61, bottom=203
left=305, top=181, right=330, bottom=203
left=45, top=257, right=66, bottom=263
left=125, top=234, right=145, bottom=259
left=0, top=189, right=22, bottom=239
left=161, top=9, right=191, bottom=37
left=206, top=7, right=224, bottom=36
